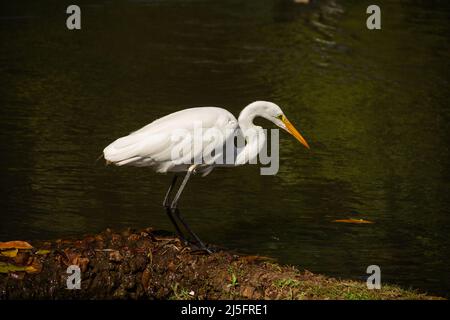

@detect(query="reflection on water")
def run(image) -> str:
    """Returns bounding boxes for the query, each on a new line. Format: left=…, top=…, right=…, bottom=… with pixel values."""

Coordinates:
left=1, top=0, right=449, bottom=296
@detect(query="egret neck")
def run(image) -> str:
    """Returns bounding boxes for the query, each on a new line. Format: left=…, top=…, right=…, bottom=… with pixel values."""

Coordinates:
left=235, top=102, right=269, bottom=165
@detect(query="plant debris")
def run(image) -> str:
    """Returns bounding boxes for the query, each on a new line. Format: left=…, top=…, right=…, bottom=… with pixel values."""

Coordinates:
left=0, top=226, right=443, bottom=300
left=0, top=241, right=33, bottom=250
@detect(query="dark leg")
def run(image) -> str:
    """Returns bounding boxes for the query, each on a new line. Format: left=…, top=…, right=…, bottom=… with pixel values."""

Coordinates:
left=162, top=175, right=186, bottom=241
left=173, top=208, right=212, bottom=254
left=163, top=175, right=178, bottom=207
left=170, top=166, right=211, bottom=253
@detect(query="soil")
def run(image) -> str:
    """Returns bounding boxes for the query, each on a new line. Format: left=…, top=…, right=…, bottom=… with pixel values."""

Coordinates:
left=0, top=227, right=444, bottom=300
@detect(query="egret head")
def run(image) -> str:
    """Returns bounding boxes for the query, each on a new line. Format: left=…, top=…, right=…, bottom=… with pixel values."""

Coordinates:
left=259, top=101, right=310, bottom=149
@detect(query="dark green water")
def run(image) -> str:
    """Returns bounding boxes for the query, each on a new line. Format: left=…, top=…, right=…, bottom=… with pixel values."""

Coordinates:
left=1, top=0, right=449, bottom=296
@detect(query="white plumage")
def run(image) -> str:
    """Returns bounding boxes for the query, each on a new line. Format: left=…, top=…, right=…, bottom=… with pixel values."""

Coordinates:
left=104, top=101, right=309, bottom=175
left=104, top=107, right=238, bottom=174
left=102, top=101, right=309, bottom=252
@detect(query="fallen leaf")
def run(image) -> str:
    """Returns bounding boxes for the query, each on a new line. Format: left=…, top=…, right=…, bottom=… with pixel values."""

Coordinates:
left=333, top=219, right=374, bottom=224
left=1, top=249, right=18, bottom=257
left=25, top=265, right=39, bottom=274
left=28, top=257, right=43, bottom=273
left=35, top=249, right=51, bottom=255
left=0, top=262, right=29, bottom=273
left=0, top=241, right=33, bottom=250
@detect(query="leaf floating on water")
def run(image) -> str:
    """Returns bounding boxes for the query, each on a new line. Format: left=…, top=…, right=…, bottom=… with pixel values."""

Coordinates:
left=333, top=218, right=374, bottom=224
left=0, top=241, right=33, bottom=250
left=35, top=249, right=51, bottom=255
left=1, top=249, right=18, bottom=257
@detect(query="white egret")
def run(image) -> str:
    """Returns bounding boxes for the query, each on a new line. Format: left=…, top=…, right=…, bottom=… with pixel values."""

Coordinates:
left=103, top=101, right=309, bottom=252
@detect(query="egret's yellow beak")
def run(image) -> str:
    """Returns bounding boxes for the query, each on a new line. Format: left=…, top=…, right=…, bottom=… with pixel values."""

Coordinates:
left=282, top=115, right=310, bottom=149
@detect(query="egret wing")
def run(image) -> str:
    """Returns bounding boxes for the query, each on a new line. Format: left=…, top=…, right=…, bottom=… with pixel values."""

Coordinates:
left=103, top=107, right=238, bottom=170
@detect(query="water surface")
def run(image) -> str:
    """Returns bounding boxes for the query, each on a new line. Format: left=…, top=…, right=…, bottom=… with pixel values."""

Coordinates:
left=1, top=0, right=449, bottom=296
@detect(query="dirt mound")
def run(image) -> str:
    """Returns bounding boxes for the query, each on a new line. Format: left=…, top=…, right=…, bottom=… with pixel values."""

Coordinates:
left=0, top=227, right=443, bottom=300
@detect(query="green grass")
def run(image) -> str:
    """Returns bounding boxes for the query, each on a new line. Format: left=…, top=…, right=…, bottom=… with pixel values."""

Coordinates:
left=169, top=283, right=193, bottom=300
left=227, top=272, right=239, bottom=288
left=273, top=278, right=301, bottom=289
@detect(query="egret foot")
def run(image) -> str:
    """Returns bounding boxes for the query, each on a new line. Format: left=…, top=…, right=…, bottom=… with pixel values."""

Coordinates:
left=186, top=238, right=212, bottom=254
left=171, top=207, right=211, bottom=254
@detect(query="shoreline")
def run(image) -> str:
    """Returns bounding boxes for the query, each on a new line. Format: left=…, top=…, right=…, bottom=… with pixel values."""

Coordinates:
left=0, top=226, right=444, bottom=300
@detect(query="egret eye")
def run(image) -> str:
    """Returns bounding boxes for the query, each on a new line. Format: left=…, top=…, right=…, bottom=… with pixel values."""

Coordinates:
left=276, top=114, right=284, bottom=120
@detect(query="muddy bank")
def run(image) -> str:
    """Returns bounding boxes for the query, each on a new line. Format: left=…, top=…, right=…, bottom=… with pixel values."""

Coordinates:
left=0, top=227, right=443, bottom=300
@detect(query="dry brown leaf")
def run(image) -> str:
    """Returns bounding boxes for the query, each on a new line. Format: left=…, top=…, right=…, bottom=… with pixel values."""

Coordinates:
left=25, top=265, right=39, bottom=274
left=0, top=241, right=33, bottom=250
left=1, top=249, right=18, bottom=257
left=35, top=249, right=51, bottom=255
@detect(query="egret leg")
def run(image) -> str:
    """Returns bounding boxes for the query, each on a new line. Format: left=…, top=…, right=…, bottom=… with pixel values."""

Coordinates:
left=162, top=175, right=186, bottom=242
left=170, top=165, right=196, bottom=209
left=163, top=175, right=178, bottom=207
left=170, top=165, right=212, bottom=253
left=173, top=208, right=212, bottom=254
